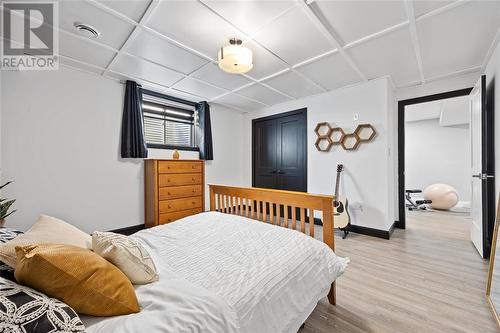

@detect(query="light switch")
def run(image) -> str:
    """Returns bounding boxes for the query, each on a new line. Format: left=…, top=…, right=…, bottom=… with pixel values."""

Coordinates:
left=353, top=113, right=359, bottom=121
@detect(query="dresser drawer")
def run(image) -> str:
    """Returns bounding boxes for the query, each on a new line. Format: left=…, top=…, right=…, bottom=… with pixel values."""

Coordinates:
left=159, top=185, right=202, bottom=200
left=159, top=173, right=202, bottom=187
left=159, top=196, right=203, bottom=213
left=158, top=161, right=202, bottom=174
left=159, top=208, right=203, bottom=224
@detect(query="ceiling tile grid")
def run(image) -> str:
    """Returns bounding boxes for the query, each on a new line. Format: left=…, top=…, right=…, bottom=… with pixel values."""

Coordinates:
left=7, top=0, right=499, bottom=112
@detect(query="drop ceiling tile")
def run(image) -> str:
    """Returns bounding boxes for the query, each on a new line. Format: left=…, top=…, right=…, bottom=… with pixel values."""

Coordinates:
left=192, top=63, right=252, bottom=90
left=58, top=1, right=135, bottom=49
left=147, top=1, right=240, bottom=58
left=202, top=0, right=295, bottom=35
left=106, top=71, right=169, bottom=91
left=264, top=71, right=323, bottom=99
left=215, top=94, right=265, bottom=111
left=59, top=32, right=116, bottom=68
left=127, top=30, right=208, bottom=74
left=110, top=54, right=184, bottom=86
left=59, top=56, right=105, bottom=75
left=314, top=0, right=407, bottom=44
left=418, top=0, right=500, bottom=78
left=172, top=77, right=227, bottom=100
left=413, top=1, right=455, bottom=18
left=166, top=89, right=204, bottom=103
left=238, top=84, right=291, bottom=106
left=348, top=27, right=420, bottom=86
left=296, top=52, right=362, bottom=90
left=253, top=6, right=334, bottom=65
left=243, top=40, right=288, bottom=80
left=99, top=0, right=151, bottom=22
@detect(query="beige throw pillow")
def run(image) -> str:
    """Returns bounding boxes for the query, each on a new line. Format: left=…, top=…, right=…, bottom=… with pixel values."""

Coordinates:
left=92, top=231, right=158, bottom=284
left=0, top=215, right=91, bottom=267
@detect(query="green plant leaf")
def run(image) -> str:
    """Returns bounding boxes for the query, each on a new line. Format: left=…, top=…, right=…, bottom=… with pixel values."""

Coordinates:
left=0, top=181, right=13, bottom=191
left=0, top=199, right=15, bottom=219
left=2, top=210, right=16, bottom=219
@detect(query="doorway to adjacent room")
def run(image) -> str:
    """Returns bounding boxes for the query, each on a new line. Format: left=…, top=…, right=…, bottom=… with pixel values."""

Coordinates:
left=398, top=76, right=494, bottom=259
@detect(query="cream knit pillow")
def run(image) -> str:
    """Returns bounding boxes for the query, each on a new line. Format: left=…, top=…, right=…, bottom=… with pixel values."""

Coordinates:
left=92, top=231, right=158, bottom=284
left=0, top=215, right=91, bottom=268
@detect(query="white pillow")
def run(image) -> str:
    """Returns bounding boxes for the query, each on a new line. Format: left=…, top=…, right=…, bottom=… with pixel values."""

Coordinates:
left=92, top=231, right=158, bottom=284
left=0, top=215, right=91, bottom=268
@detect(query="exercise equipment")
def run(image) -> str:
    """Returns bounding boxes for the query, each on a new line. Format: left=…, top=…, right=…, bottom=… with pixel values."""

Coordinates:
left=405, top=190, right=432, bottom=211
left=423, top=183, right=459, bottom=210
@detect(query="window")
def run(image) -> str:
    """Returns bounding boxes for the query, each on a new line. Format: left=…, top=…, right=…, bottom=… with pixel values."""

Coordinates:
left=142, top=90, right=198, bottom=150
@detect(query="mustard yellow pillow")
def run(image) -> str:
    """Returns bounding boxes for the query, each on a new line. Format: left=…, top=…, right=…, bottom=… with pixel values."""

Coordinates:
left=15, top=244, right=140, bottom=316
left=0, top=215, right=91, bottom=267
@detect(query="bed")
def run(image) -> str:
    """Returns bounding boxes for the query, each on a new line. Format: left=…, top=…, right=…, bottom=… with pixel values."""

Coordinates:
left=81, top=185, right=349, bottom=333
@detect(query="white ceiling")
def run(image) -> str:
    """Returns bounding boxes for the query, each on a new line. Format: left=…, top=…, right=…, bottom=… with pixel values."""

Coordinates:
left=3, top=0, right=500, bottom=112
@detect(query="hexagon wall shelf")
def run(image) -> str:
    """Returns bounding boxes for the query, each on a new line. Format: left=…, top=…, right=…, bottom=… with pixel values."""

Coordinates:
left=330, top=127, right=345, bottom=145
left=341, top=133, right=361, bottom=151
left=314, top=122, right=376, bottom=152
left=314, top=122, right=333, bottom=138
left=355, top=123, right=377, bottom=142
left=315, top=136, right=333, bottom=152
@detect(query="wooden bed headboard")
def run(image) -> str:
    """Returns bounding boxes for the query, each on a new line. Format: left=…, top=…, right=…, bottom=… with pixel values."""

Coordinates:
left=208, top=184, right=337, bottom=305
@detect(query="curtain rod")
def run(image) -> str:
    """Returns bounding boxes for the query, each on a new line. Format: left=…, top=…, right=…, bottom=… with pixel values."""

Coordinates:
left=120, top=79, right=200, bottom=107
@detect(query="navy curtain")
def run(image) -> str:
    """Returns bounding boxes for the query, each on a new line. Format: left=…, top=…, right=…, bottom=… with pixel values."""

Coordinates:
left=121, top=80, right=148, bottom=158
left=197, top=101, right=213, bottom=160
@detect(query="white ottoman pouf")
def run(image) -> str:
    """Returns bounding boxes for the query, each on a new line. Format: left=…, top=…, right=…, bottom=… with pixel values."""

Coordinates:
left=423, top=183, right=459, bottom=210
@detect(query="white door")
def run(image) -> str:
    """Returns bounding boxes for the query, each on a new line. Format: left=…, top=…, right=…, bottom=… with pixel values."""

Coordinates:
left=470, top=76, right=488, bottom=257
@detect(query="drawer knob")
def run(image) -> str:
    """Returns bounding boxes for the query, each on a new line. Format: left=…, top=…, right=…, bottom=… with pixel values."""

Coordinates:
left=168, top=205, right=172, bottom=209
left=192, top=202, right=195, bottom=205
left=192, top=189, right=195, bottom=193
left=168, top=192, right=171, bottom=195
left=192, top=178, right=195, bottom=181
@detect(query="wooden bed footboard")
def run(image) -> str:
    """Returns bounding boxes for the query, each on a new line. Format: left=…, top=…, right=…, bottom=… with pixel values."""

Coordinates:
left=208, top=184, right=337, bottom=305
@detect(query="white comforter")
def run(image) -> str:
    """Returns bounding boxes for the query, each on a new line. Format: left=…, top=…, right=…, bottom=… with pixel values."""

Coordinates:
left=82, top=212, right=349, bottom=333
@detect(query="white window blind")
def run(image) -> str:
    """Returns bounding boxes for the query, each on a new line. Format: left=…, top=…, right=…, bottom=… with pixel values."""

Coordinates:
left=142, top=92, right=196, bottom=148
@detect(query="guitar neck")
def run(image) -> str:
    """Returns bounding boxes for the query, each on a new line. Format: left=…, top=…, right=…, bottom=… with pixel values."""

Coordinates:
left=334, top=172, right=341, bottom=198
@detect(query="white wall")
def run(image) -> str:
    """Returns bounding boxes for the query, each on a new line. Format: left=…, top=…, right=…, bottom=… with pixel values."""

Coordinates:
left=405, top=119, right=471, bottom=204
left=243, top=78, right=396, bottom=231
left=1, top=66, right=244, bottom=232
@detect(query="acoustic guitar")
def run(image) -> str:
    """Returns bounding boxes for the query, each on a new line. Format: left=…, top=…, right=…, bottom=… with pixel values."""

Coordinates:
left=333, top=164, right=350, bottom=239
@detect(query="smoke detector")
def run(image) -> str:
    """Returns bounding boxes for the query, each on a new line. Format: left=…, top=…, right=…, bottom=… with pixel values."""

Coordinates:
left=74, top=23, right=100, bottom=39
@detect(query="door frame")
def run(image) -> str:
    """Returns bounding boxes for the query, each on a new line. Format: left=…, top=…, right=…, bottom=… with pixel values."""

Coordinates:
left=397, top=88, right=473, bottom=229
left=252, top=108, right=308, bottom=191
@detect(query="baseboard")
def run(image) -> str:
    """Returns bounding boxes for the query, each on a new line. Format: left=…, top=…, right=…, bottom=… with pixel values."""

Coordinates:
left=349, top=224, right=392, bottom=240
left=110, top=224, right=145, bottom=236
left=394, top=220, right=405, bottom=229
left=389, top=221, right=397, bottom=237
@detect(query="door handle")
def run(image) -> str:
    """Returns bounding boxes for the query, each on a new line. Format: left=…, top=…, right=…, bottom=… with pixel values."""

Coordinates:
left=278, top=170, right=285, bottom=174
left=472, top=173, right=495, bottom=180
left=270, top=170, right=277, bottom=174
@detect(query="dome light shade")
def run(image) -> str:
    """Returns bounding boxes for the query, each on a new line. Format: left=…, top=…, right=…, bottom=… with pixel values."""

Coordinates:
left=218, top=38, right=253, bottom=74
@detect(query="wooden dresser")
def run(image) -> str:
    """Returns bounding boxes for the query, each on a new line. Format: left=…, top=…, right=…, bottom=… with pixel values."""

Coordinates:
left=144, top=159, right=205, bottom=228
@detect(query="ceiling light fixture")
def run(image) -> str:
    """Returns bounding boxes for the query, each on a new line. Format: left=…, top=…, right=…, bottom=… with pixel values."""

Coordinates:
left=73, top=23, right=100, bottom=39
left=218, top=38, right=253, bottom=74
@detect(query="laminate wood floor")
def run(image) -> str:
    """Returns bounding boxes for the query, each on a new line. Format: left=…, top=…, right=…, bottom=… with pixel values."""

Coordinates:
left=304, top=210, right=498, bottom=333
